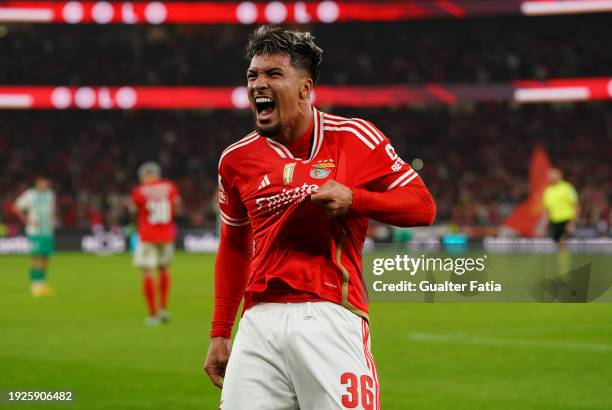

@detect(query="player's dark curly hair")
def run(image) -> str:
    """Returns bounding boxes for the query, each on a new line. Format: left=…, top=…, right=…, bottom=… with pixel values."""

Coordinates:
left=245, top=25, right=323, bottom=84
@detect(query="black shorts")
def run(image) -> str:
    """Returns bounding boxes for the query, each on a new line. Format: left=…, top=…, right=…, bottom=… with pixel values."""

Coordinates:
left=549, top=221, right=569, bottom=242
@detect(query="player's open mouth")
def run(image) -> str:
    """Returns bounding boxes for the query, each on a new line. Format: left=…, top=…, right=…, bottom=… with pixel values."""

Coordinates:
left=254, top=96, right=276, bottom=121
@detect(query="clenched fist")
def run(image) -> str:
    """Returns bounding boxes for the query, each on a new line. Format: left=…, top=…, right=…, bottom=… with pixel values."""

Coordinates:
left=311, top=180, right=353, bottom=218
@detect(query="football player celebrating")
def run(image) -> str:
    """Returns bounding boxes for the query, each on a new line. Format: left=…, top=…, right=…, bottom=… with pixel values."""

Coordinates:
left=204, top=26, right=436, bottom=409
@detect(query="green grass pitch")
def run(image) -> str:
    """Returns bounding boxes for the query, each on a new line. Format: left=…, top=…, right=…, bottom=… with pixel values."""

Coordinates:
left=1, top=252, right=611, bottom=409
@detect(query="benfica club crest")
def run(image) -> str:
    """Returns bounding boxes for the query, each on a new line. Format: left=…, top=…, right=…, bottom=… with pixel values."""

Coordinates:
left=310, top=159, right=335, bottom=179
left=310, top=167, right=330, bottom=179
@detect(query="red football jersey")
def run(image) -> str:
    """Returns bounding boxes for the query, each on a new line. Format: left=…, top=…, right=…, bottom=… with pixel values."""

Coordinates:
left=132, top=179, right=179, bottom=243
left=218, top=107, right=425, bottom=319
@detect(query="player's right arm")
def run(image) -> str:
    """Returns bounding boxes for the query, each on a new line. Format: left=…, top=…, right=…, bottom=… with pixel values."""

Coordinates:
left=13, top=190, right=31, bottom=226
left=205, top=222, right=252, bottom=388
left=13, top=208, right=28, bottom=226
left=168, top=181, right=183, bottom=216
left=204, top=158, right=252, bottom=389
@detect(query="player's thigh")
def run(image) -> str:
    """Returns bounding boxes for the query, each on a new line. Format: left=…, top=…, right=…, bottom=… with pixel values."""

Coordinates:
left=45, top=236, right=55, bottom=256
left=133, top=242, right=159, bottom=270
left=221, top=308, right=299, bottom=410
left=287, top=303, right=380, bottom=410
left=37, top=236, right=54, bottom=257
left=159, top=243, right=175, bottom=266
left=28, top=235, right=44, bottom=257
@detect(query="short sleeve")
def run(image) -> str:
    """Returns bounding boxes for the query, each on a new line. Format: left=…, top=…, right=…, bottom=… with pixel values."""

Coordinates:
left=218, top=160, right=249, bottom=227
left=354, top=122, right=425, bottom=192
left=14, top=190, right=32, bottom=211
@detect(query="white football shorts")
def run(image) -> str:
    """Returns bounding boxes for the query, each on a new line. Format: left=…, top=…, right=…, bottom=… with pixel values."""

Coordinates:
left=133, top=242, right=174, bottom=269
left=220, top=302, right=381, bottom=410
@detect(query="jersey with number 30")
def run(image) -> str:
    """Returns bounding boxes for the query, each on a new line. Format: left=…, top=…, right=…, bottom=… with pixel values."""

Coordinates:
left=132, top=180, right=179, bottom=243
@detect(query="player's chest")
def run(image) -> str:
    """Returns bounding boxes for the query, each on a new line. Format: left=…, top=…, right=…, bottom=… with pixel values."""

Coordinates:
left=34, top=193, right=52, bottom=209
left=240, top=145, right=340, bottom=218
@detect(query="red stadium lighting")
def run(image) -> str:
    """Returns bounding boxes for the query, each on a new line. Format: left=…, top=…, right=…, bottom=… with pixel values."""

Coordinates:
left=1, top=78, right=611, bottom=109
left=60, top=1, right=168, bottom=24
left=521, top=0, right=612, bottom=15
left=0, top=1, right=341, bottom=24
left=49, top=86, right=138, bottom=109
left=1, top=1, right=611, bottom=24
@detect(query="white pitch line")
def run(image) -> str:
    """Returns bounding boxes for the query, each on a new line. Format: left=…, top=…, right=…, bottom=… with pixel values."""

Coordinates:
left=408, top=332, right=612, bottom=352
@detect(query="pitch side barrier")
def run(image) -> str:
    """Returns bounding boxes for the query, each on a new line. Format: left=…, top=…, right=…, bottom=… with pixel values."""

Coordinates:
left=2, top=231, right=611, bottom=302
left=2, top=232, right=612, bottom=304
left=0, top=229, right=219, bottom=255
left=0, top=231, right=610, bottom=253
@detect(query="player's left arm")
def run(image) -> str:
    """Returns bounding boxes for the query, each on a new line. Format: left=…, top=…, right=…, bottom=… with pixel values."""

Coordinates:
left=312, top=121, right=436, bottom=227
left=51, top=192, right=59, bottom=228
left=312, top=179, right=436, bottom=227
left=171, top=182, right=182, bottom=215
left=173, top=196, right=182, bottom=215
left=351, top=181, right=436, bottom=227
left=567, top=183, right=580, bottom=233
left=570, top=184, right=580, bottom=218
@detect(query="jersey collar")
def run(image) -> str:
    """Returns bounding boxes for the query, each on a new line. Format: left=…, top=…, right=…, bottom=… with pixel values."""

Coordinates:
left=264, top=107, right=324, bottom=163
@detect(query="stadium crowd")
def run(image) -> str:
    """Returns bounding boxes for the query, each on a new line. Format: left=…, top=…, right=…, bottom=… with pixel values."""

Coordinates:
left=1, top=102, right=610, bottom=234
left=1, top=14, right=611, bottom=85
left=1, top=12, right=611, bottom=236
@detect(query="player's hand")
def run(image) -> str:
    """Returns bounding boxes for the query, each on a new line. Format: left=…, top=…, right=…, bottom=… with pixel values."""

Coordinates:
left=311, top=180, right=353, bottom=218
left=204, top=337, right=231, bottom=389
left=566, top=220, right=576, bottom=235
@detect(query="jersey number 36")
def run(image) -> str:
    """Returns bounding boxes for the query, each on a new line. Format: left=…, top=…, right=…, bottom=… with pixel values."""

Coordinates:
left=341, top=372, right=374, bottom=409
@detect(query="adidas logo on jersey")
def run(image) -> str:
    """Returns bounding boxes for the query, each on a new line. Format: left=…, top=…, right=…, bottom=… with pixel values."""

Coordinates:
left=258, top=174, right=271, bottom=190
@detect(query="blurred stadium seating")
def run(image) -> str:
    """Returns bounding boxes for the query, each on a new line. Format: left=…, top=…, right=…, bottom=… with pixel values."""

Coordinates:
left=2, top=15, right=612, bottom=85
left=2, top=4, right=612, bottom=410
left=0, top=3, right=610, bottom=239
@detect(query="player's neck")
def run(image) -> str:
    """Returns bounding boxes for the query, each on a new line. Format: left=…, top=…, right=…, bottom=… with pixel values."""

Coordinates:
left=273, top=105, right=313, bottom=146
left=143, top=177, right=160, bottom=184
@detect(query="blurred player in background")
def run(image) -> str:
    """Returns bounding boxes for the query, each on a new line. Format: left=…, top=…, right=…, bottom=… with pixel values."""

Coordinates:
left=131, top=162, right=180, bottom=326
left=204, top=26, right=436, bottom=409
left=543, top=167, right=579, bottom=275
left=543, top=168, right=579, bottom=245
left=13, top=176, right=56, bottom=297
